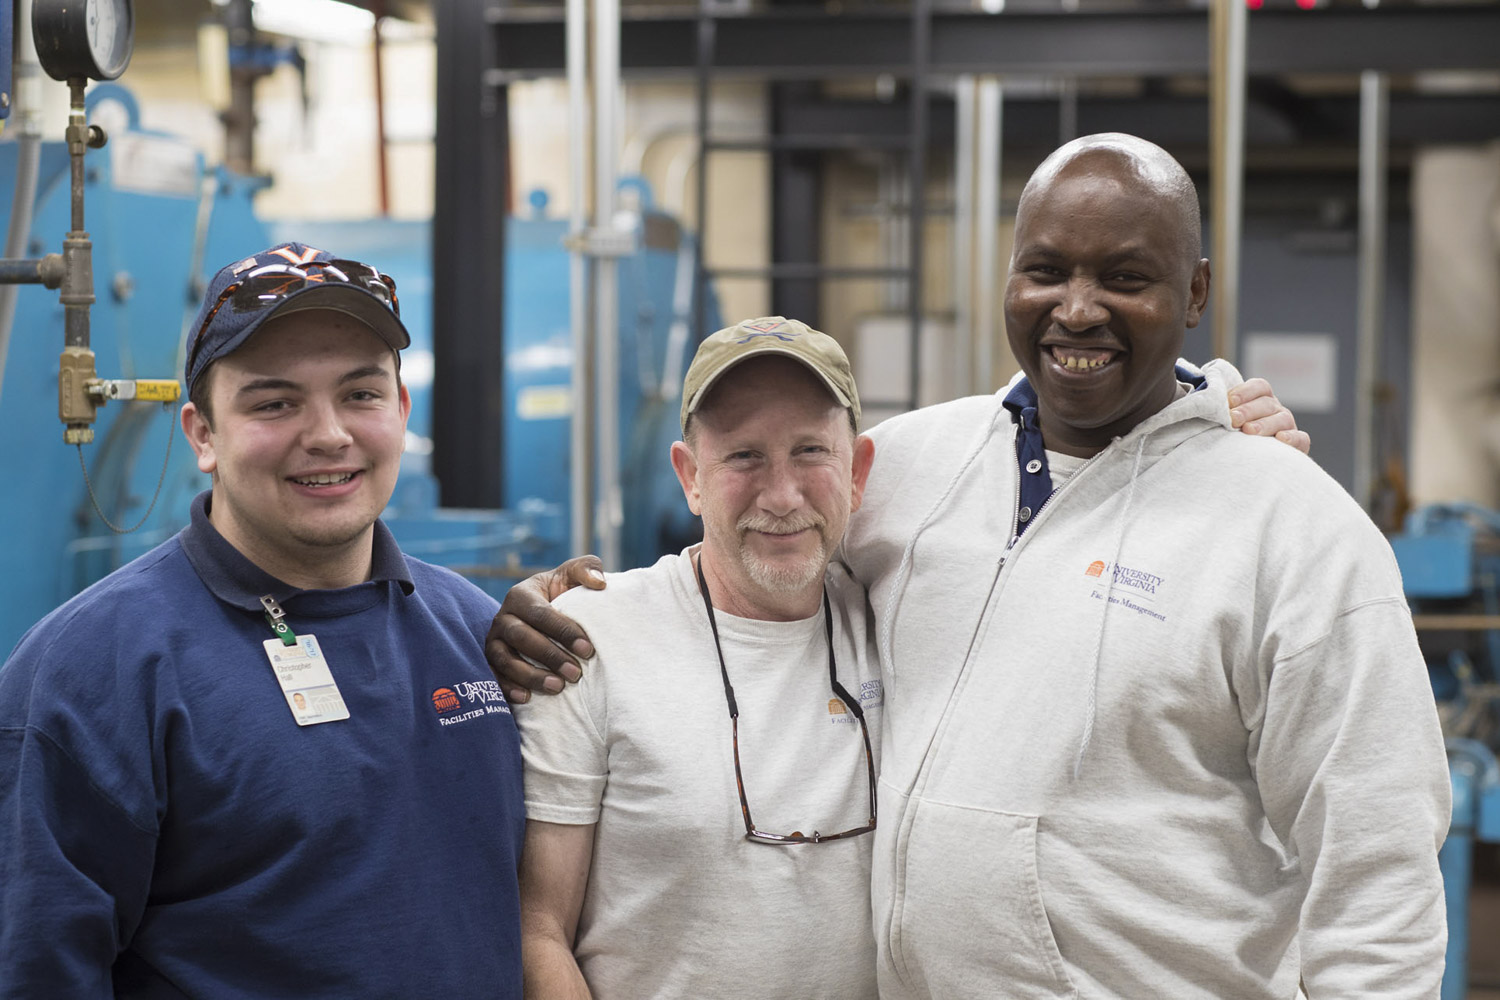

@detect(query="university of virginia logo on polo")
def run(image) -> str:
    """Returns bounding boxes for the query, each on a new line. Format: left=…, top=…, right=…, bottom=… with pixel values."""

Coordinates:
left=431, top=679, right=512, bottom=727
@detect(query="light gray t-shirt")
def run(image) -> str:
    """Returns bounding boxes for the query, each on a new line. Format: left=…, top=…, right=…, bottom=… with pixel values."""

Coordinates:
left=519, top=546, right=883, bottom=1000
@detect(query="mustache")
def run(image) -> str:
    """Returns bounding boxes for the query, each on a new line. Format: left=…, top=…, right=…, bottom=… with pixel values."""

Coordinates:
left=738, top=512, right=826, bottom=535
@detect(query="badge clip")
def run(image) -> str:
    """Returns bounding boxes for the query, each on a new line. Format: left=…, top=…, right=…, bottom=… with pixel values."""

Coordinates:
left=260, top=594, right=298, bottom=646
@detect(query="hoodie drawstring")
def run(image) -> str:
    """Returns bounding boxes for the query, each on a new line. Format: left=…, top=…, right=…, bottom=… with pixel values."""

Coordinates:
left=877, top=408, right=1006, bottom=675
left=1073, top=435, right=1149, bottom=779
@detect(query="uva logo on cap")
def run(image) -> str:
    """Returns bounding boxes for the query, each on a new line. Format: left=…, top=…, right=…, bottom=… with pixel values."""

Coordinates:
left=735, top=318, right=800, bottom=344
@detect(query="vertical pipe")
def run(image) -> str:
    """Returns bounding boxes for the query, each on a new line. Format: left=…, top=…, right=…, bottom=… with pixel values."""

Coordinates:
left=881, top=161, right=900, bottom=313
left=953, top=77, right=975, bottom=397
left=1209, top=0, right=1246, bottom=364
left=593, top=0, right=622, bottom=569
left=1355, top=71, right=1388, bottom=513
left=975, top=77, right=1001, bottom=397
left=371, top=1, right=390, bottom=217
left=1439, top=760, right=1475, bottom=1000
left=1058, top=76, right=1078, bottom=145
left=566, top=0, right=593, bottom=558
left=63, top=78, right=91, bottom=353
left=0, top=0, right=45, bottom=401
left=223, top=0, right=257, bottom=176
left=693, top=5, right=712, bottom=345
left=906, top=0, right=929, bottom=411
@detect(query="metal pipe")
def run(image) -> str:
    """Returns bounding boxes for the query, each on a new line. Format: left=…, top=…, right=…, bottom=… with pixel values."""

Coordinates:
left=223, top=0, right=257, bottom=175
left=372, top=0, right=390, bottom=217
left=1209, top=0, right=1246, bottom=364
left=975, top=77, right=1001, bottom=397
left=0, top=259, right=50, bottom=283
left=693, top=8, right=712, bottom=345
left=1355, top=70, right=1388, bottom=513
left=594, top=0, right=623, bottom=569
left=907, top=0, right=930, bottom=411
left=953, top=76, right=975, bottom=397
left=0, top=0, right=45, bottom=403
left=1058, top=76, right=1078, bottom=145
left=626, top=121, right=758, bottom=191
left=63, top=78, right=93, bottom=352
left=880, top=160, right=896, bottom=312
left=566, top=0, right=593, bottom=559
left=664, top=144, right=699, bottom=216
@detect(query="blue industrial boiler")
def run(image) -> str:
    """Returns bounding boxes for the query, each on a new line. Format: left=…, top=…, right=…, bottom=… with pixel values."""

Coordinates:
left=0, top=86, right=717, bottom=654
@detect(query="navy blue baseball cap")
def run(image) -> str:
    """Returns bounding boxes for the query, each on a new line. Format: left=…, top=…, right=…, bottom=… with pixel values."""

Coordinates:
left=184, top=242, right=410, bottom=397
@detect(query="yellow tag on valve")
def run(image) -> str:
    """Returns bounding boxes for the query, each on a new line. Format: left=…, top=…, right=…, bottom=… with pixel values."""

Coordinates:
left=133, top=380, right=181, bottom=402
left=89, top=379, right=182, bottom=403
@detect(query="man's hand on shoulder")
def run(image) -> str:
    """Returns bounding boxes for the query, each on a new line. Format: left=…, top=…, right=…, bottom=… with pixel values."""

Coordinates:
left=486, top=556, right=606, bottom=704
left=1228, top=377, right=1311, bottom=455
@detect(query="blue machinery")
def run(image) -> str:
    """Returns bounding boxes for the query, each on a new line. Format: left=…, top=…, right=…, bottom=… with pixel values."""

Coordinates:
left=5, top=67, right=1494, bottom=1000
left=1391, top=504, right=1500, bottom=999
left=0, top=87, right=716, bottom=653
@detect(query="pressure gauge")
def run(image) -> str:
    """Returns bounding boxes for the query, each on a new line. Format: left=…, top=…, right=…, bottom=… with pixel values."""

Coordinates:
left=32, top=0, right=135, bottom=82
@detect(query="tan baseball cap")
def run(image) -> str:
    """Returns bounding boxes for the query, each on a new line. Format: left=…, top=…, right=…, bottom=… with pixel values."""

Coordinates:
left=680, top=316, right=861, bottom=432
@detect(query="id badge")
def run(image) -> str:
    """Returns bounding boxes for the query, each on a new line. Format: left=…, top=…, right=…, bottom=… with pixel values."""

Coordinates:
left=262, top=634, right=351, bottom=726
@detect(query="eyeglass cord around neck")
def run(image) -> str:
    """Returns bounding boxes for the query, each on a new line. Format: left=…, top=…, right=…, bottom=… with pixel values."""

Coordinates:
left=692, top=553, right=865, bottom=725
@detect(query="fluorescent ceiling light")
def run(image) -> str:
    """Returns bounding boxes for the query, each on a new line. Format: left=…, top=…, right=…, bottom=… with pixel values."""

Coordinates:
left=252, top=0, right=376, bottom=45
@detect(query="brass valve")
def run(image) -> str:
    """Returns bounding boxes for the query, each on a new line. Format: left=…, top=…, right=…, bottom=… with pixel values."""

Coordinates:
left=58, top=346, right=182, bottom=445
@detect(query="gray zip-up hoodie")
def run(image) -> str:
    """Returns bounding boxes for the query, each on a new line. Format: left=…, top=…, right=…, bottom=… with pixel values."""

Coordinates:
left=841, top=360, right=1449, bottom=999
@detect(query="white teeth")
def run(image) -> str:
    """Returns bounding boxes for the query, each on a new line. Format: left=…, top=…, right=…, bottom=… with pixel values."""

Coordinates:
left=294, top=472, right=354, bottom=486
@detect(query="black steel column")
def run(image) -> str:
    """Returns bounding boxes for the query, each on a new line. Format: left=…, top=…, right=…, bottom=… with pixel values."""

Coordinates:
left=433, top=0, right=507, bottom=508
left=769, top=83, right=823, bottom=327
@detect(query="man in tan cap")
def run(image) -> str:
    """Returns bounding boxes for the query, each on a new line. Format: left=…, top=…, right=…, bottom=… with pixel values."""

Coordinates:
left=518, top=317, right=883, bottom=999
left=509, top=134, right=1442, bottom=1000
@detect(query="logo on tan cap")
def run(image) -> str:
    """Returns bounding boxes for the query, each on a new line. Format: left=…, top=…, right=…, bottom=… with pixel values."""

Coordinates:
left=680, top=316, right=861, bottom=431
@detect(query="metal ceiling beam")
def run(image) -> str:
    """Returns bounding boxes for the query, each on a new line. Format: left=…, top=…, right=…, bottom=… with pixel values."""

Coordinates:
left=485, top=5, right=1500, bottom=80
left=774, top=93, right=1500, bottom=150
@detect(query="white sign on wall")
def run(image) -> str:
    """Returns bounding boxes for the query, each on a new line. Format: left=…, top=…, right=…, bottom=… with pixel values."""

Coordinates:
left=1242, top=333, right=1338, bottom=413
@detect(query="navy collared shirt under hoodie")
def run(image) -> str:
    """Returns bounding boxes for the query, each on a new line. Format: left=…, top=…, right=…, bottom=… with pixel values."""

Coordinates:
left=0, top=492, right=525, bottom=999
left=1003, top=365, right=1206, bottom=537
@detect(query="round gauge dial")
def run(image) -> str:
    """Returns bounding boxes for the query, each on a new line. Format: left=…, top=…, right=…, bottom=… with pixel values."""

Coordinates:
left=33, top=0, right=135, bottom=82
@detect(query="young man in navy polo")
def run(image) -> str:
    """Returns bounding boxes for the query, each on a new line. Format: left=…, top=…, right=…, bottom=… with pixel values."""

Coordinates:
left=0, top=244, right=525, bottom=999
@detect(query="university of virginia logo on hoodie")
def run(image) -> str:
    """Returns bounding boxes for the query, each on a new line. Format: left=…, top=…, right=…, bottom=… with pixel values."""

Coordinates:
left=1084, top=559, right=1169, bottom=623
left=430, top=679, right=512, bottom=727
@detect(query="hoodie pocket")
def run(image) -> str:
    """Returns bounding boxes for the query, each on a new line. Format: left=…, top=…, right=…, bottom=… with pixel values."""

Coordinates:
left=894, top=797, right=1077, bottom=999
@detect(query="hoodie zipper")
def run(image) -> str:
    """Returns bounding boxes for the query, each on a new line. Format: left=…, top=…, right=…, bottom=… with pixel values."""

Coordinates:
left=998, top=446, right=1105, bottom=573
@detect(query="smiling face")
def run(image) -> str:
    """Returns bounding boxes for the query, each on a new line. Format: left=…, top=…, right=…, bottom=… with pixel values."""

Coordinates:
left=181, top=310, right=411, bottom=590
left=671, top=356, right=874, bottom=621
left=1004, top=141, right=1210, bottom=457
